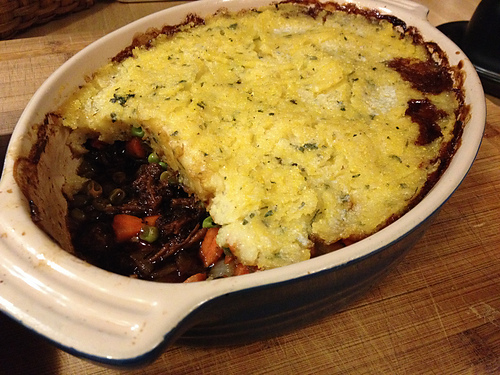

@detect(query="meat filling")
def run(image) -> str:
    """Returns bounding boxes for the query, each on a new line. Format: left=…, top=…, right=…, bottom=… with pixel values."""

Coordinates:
left=68, top=137, right=215, bottom=283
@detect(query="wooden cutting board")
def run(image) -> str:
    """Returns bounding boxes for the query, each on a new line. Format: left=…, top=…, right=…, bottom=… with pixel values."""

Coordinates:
left=0, top=1, right=499, bottom=374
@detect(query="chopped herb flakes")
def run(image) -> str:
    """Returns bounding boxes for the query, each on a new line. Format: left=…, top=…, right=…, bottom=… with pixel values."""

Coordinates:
left=390, top=155, right=403, bottom=163
left=110, top=93, right=135, bottom=106
left=299, top=143, right=318, bottom=152
left=57, top=2, right=462, bottom=271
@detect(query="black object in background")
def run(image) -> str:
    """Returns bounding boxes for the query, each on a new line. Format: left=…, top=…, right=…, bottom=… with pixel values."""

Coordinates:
left=438, top=0, right=500, bottom=97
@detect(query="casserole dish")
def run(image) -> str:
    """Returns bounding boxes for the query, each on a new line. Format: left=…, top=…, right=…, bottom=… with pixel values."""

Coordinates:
left=0, top=0, right=486, bottom=367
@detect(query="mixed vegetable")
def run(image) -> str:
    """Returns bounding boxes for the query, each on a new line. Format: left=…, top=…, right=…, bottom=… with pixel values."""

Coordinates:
left=67, top=129, right=254, bottom=282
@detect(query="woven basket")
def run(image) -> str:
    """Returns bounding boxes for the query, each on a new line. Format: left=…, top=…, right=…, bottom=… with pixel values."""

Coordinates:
left=0, top=0, right=95, bottom=39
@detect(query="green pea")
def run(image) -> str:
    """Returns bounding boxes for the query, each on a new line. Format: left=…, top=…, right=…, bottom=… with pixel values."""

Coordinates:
left=84, top=180, right=102, bottom=198
left=131, top=126, right=145, bottom=138
left=160, top=170, right=177, bottom=185
left=158, top=161, right=168, bottom=169
left=202, top=216, right=217, bottom=228
left=109, top=188, right=126, bottom=205
left=92, top=197, right=109, bottom=211
left=148, top=153, right=160, bottom=164
left=71, top=194, right=89, bottom=208
left=70, top=208, right=86, bottom=222
left=78, top=160, right=95, bottom=178
left=160, top=171, right=170, bottom=182
left=140, top=225, right=159, bottom=243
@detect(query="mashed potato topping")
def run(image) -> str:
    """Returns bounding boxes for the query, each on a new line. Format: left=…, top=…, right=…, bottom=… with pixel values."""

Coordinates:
left=58, top=2, right=462, bottom=269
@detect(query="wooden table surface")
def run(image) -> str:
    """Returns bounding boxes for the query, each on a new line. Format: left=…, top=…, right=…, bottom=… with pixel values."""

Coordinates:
left=1, top=0, right=499, bottom=374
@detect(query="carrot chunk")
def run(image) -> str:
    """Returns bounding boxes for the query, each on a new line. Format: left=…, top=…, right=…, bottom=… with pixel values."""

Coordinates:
left=143, top=215, right=160, bottom=226
left=90, top=138, right=107, bottom=150
left=112, top=214, right=143, bottom=242
left=184, top=273, right=207, bottom=283
left=234, top=263, right=250, bottom=276
left=125, top=137, right=146, bottom=158
left=200, top=227, right=224, bottom=268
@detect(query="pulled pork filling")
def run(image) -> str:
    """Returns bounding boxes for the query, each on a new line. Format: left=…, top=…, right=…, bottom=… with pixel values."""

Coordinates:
left=68, top=136, right=257, bottom=282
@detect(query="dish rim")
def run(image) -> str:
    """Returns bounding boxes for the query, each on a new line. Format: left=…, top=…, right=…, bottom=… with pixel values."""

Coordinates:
left=0, top=0, right=486, bottom=365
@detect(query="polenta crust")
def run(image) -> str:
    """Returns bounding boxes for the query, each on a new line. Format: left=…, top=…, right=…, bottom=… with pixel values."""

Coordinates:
left=58, top=2, right=462, bottom=269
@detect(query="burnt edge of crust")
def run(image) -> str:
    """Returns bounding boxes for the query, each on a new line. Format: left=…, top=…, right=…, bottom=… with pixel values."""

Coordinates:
left=111, top=0, right=412, bottom=64
left=16, top=0, right=470, bottom=264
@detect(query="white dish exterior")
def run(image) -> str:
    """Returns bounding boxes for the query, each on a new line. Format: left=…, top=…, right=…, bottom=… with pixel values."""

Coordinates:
left=0, top=0, right=485, bottom=366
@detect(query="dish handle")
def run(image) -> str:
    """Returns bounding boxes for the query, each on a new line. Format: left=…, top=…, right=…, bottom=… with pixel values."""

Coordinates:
left=0, top=187, right=216, bottom=366
left=375, top=0, right=429, bottom=21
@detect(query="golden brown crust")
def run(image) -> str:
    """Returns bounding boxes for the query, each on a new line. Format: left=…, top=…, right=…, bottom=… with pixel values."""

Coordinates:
left=14, top=0, right=469, bottom=273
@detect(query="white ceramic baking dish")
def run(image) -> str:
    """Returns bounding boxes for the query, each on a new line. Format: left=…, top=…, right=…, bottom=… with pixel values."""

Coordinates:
left=0, top=0, right=485, bottom=367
